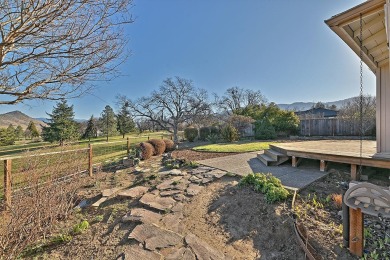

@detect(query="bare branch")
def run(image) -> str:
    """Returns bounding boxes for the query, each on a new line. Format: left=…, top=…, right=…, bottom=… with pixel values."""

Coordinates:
left=0, top=0, right=133, bottom=104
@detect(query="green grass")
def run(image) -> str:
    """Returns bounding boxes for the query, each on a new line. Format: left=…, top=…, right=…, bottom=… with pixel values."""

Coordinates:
left=193, top=140, right=274, bottom=153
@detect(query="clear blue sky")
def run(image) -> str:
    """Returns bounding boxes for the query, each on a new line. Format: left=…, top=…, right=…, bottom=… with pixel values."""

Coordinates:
left=0, top=0, right=376, bottom=119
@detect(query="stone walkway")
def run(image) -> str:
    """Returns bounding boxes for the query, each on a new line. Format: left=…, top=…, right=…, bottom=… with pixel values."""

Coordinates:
left=198, top=152, right=328, bottom=190
left=104, top=166, right=230, bottom=259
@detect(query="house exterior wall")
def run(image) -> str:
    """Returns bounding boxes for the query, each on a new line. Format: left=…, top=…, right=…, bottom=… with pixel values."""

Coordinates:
left=376, top=63, right=390, bottom=152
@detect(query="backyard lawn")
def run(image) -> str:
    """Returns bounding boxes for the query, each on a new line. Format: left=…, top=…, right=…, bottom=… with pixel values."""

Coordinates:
left=193, top=140, right=274, bottom=153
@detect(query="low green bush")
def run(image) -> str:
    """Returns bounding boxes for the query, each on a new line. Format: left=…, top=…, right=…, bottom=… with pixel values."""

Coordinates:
left=220, top=124, right=239, bottom=142
left=199, top=127, right=210, bottom=141
left=206, top=133, right=219, bottom=144
left=184, top=128, right=198, bottom=142
left=254, top=120, right=276, bottom=140
left=73, top=220, right=89, bottom=234
left=239, top=173, right=289, bottom=203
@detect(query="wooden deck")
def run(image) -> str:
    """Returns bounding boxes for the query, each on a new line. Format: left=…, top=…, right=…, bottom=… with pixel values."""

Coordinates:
left=270, top=140, right=390, bottom=180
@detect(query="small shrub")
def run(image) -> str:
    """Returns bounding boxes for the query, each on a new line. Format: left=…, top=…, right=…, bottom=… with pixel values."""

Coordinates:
left=254, top=120, right=276, bottom=140
left=184, top=128, right=198, bottom=142
left=73, top=220, right=89, bottom=234
left=220, top=124, right=239, bottom=142
left=139, top=142, right=155, bottom=160
left=163, top=139, right=175, bottom=152
left=239, top=173, right=289, bottom=203
left=148, top=139, right=166, bottom=155
left=206, top=133, right=219, bottom=144
left=199, top=127, right=211, bottom=141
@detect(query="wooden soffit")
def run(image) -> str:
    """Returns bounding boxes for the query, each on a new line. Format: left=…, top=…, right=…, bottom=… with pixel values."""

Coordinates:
left=325, top=0, right=388, bottom=73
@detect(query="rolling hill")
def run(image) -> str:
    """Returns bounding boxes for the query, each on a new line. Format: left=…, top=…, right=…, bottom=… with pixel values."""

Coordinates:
left=0, top=111, right=48, bottom=130
left=277, top=97, right=355, bottom=111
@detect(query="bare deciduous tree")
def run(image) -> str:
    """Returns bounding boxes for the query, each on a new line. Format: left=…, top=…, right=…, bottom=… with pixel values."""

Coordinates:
left=338, top=95, right=376, bottom=135
left=214, top=86, right=267, bottom=114
left=0, top=0, right=132, bottom=105
left=120, top=77, right=211, bottom=143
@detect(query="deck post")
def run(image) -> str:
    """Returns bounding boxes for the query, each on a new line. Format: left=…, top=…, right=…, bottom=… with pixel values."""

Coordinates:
left=320, top=160, right=327, bottom=172
left=4, top=159, right=12, bottom=210
left=351, top=164, right=358, bottom=181
left=349, top=207, right=363, bottom=257
left=292, top=156, right=297, bottom=167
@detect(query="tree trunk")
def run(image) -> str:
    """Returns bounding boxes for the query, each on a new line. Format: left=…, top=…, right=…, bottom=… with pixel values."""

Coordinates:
left=173, top=124, right=179, bottom=144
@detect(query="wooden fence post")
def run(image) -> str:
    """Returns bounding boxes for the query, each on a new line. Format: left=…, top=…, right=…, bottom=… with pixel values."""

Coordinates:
left=88, top=144, right=93, bottom=177
left=4, top=159, right=12, bottom=210
left=127, top=137, right=130, bottom=154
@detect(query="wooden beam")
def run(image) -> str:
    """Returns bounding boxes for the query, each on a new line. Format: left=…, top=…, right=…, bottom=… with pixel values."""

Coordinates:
left=373, top=50, right=389, bottom=62
left=353, top=14, right=384, bottom=38
left=349, top=208, right=364, bottom=257
left=362, top=28, right=386, bottom=46
left=368, top=41, right=388, bottom=55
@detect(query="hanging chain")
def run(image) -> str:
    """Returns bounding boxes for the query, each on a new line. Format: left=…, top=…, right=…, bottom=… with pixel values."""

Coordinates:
left=359, top=13, right=364, bottom=176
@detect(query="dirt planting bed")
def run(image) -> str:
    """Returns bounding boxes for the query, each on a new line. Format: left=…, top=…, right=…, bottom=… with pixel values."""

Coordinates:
left=22, top=151, right=389, bottom=260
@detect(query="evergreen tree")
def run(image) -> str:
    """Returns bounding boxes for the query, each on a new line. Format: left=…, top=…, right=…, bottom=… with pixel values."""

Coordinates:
left=15, top=125, right=24, bottom=140
left=42, top=100, right=79, bottom=145
left=99, top=105, right=117, bottom=141
left=25, top=121, right=40, bottom=140
left=83, top=115, right=98, bottom=141
left=0, top=125, right=17, bottom=145
left=6, top=124, right=16, bottom=141
left=0, top=128, right=16, bottom=146
left=117, top=102, right=135, bottom=138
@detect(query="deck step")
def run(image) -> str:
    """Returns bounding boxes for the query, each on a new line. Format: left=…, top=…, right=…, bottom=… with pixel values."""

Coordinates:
left=265, top=149, right=286, bottom=161
left=257, top=153, right=277, bottom=166
left=258, top=148, right=289, bottom=166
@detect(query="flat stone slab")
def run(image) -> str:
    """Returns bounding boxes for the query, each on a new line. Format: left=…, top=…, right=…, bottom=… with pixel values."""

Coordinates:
left=160, top=212, right=184, bottom=233
left=160, top=190, right=183, bottom=197
left=171, top=179, right=190, bottom=191
left=198, top=152, right=328, bottom=190
left=186, top=184, right=203, bottom=196
left=201, top=177, right=213, bottom=184
left=120, top=245, right=162, bottom=260
left=156, top=176, right=183, bottom=190
left=204, top=169, right=227, bottom=179
left=166, top=247, right=196, bottom=260
left=173, top=194, right=187, bottom=202
left=129, top=223, right=183, bottom=251
left=122, top=208, right=161, bottom=224
left=118, top=186, right=149, bottom=198
left=92, top=197, right=108, bottom=207
left=159, top=169, right=186, bottom=176
left=102, top=187, right=122, bottom=197
left=185, top=233, right=224, bottom=260
left=140, top=193, right=176, bottom=211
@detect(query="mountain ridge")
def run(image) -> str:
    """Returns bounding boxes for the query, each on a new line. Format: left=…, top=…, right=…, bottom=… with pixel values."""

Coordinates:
left=0, top=111, right=48, bottom=130
left=277, top=97, right=355, bottom=111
